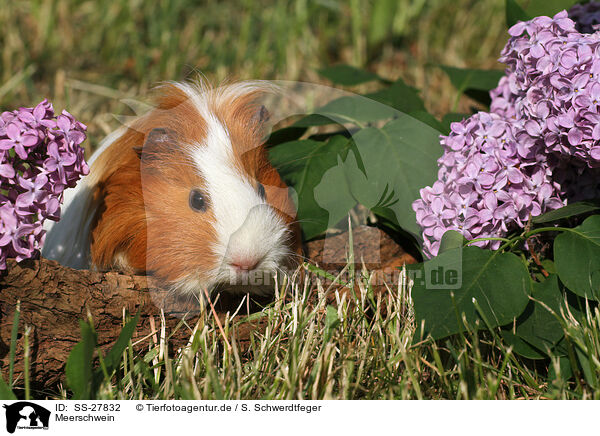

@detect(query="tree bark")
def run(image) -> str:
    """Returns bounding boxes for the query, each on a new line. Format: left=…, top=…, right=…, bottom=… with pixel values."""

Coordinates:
left=1, top=258, right=196, bottom=391
left=0, top=226, right=416, bottom=393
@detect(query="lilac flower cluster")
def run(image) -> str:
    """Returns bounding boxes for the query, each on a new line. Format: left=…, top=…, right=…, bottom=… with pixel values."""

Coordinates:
left=569, top=2, right=600, bottom=34
left=0, top=100, right=88, bottom=270
left=413, top=8, right=600, bottom=258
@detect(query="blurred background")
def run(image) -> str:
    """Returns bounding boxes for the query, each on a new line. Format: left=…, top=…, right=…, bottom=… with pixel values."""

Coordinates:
left=0, top=0, right=507, bottom=151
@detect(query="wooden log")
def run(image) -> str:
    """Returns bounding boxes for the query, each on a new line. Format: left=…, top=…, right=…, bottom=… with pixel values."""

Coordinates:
left=0, top=258, right=200, bottom=390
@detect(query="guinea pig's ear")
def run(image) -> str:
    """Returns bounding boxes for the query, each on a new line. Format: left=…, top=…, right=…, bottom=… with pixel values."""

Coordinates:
left=250, top=105, right=272, bottom=142
left=133, top=127, right=177, bottom=161
left=251, top=105, right=270, bottom=126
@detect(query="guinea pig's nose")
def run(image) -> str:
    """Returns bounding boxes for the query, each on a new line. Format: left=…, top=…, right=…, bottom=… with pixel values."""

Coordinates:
left=230, top=257, right=260, bottom=272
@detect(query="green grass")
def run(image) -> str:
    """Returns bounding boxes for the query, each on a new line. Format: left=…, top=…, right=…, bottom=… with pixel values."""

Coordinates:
left=12, top=258, right=599, bottom=400
left=1, top=0, right=507, bottom=152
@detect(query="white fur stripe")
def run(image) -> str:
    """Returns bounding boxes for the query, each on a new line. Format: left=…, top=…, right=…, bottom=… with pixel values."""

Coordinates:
left=178, top=83, right=290, bottom=283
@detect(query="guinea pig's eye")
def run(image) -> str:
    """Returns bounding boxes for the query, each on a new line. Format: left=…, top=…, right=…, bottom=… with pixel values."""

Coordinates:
left=189, top=189, right=208, bottom=212
left=257, top=183, right=266, bottom=200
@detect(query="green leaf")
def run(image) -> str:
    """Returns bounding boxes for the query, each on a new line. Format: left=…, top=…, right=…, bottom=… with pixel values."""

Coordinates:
left=412, top=247, right=530, bottom=340
left=550, top=286, right=589, bottom=357
left=505, top=0, right=579, bottom=28
left=541, top=259, right=557, bottom=275
left=523, top=0, right=579, bottom=18
left=318, top=64, right=382, bottom=86
left=438, top=230, right=467, bottom=255
left=292, top=114, right=340, bottom=128
left=575, top=346, right=597, bottom=389
left=440, top=65, right=504, bottom=95
left=405, top=110, right=445, bottom=132
left=562, top=286, right=589, bottom=323
left=314, top=115, right=442, bottom=239
left=271, top=87, right=442, bottom=243
left=554, top=215, right=600, bottom=300
left=0, top=375, right=16, bottom=400
left=269, top=136, right=357, bottom=239
left=293, top=95, right=397, bottom=128
left=364, top=79, right=444, bottom=131
left=502, top=275, right=565, bottom=359
left=101, top=311, right=140, bottom=374
left=364, top=78, right=427, bottom=114
left=505, top=0, right=531, bottom=27
left=518, top=276, right=565, bottom=350
left=532, top=201, right=600, bottom=223
left=289, top=79, right=443, bottom=134
left=273, top=112, right=442, bottom=241
left=265, top=125, right=307, bottom=147
left=500, top=331, right=542, bottom=359
left=65, top=320, right=98, bottom=400
left=548, top=356, right=574, bottom=383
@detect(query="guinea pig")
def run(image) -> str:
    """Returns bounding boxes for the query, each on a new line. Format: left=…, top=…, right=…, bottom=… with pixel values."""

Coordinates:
left=42, top=80, right=302, bottom=295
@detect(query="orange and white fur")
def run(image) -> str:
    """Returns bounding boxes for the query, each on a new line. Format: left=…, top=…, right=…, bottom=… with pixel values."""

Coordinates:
left=42, top=81, right=301, bottom=295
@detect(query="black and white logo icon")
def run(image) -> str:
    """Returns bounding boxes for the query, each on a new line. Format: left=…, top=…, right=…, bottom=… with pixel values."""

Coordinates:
left=3, top=402, right=51, bottom=433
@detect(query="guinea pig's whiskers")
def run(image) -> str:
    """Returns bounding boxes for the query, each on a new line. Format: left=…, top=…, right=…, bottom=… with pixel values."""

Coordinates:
left=288, top=252, right=311, bottom=264
left=287, top=218, right=324, bottom=226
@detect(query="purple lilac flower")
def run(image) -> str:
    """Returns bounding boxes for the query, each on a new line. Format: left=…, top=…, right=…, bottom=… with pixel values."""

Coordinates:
left=494, top=7, right=600, bottom=167
left=0, top=100, right=88, bottom=270
left=413, top=7, right=600, bottom=258
left=412, top=112, right=564, bottom=257
left=569, top=2, right=600, bottom=33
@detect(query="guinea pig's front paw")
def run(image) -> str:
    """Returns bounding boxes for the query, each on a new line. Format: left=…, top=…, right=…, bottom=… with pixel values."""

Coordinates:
left=110, top=252, right=140, bottom=275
